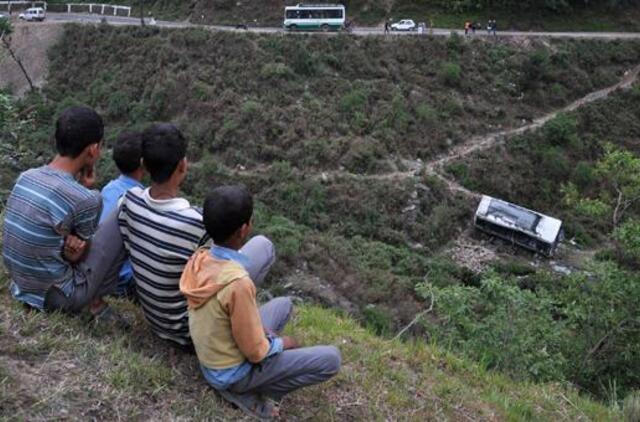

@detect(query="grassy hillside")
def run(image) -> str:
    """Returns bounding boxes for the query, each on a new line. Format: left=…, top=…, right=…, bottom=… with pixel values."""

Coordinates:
left=0, top=273, right=622, bottom=420
left=3, top=23, right=640, bottom=413
left=35, top=24, right=640, bottom=329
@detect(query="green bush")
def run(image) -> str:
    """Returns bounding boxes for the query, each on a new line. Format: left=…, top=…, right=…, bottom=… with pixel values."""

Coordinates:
left=438, top=62, right=462, bottom=87
left=417, top=263, right=640, bottom=400
left=417, top=273, right=569, bottom=382
left=542, top=113, right=579, bottom=146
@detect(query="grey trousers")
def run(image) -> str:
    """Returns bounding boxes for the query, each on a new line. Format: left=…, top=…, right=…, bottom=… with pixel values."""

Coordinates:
left=229, top=297, right=342, bottom=401
left=239, top=235, right=276, bottom=287
left=44, top=210, right=126, bottom=312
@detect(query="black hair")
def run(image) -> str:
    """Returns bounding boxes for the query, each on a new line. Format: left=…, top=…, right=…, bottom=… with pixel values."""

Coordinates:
left=113, top=131, right=143, bottom=175
left=54, top=106, right=104, bottom=158
left=142, top=123, right=187, bottom=184
left=203, top=185, right=253, bottom=244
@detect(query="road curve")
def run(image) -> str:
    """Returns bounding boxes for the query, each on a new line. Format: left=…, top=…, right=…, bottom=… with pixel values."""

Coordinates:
left=39, top=12, right=640, bottom=39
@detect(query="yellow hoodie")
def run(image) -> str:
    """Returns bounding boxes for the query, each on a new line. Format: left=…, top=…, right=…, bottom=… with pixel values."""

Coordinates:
left=179, top=248, right=271, bottom=369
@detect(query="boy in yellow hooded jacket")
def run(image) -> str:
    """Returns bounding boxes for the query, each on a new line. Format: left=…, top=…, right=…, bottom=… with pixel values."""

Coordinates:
left=180, top=185, right=341, bottom=419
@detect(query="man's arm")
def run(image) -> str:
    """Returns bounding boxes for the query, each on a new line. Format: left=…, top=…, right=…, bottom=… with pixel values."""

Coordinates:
left=72, top=194, right=103, bottom=241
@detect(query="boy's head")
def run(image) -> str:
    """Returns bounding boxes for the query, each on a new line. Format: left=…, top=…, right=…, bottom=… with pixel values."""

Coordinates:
left=203, top=185, right=253, bottom=246
left=55, top=106, right=104, bottom=164
left=142, top=123, right=188, bottom=184
left=113, top=131, right=143, bottom=177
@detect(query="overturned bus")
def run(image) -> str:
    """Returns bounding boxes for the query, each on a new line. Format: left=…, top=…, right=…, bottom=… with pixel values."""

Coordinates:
left=474, top=195, right=563, bottom=257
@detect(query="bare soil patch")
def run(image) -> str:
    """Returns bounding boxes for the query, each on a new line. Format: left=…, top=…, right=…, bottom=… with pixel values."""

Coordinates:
left=0, top=21, right=64, bottom=96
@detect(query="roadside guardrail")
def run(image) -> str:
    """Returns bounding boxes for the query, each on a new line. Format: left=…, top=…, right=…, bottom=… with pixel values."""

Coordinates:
left=0, top=1, right=132, bottom=17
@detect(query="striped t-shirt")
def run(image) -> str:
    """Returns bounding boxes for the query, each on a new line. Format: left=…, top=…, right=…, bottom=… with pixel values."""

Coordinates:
left=118, top=187, right=209, bottom=345
left=2, top=166, right=102, bottom=303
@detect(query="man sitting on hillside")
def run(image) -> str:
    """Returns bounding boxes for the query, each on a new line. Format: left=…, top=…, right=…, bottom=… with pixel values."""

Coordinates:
left=180, top=185, right=341, bottom=419
left=99, top=131, right=145, bottom=298
left=118, top=124, right=276, bottom=348
left=2, top=106, right=126, bottom=320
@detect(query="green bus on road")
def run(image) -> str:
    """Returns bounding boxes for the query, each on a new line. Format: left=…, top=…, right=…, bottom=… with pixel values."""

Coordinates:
left=284, top=4, right=346, bottom=32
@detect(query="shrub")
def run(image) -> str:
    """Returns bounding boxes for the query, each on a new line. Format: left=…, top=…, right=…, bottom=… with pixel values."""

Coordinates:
left=417, top=273, right=569, bottom=382
left=614, top=219, right=640, bottom=262
left=260, top=63, right=293, bottom=79
left=415, top=103, right=438, bottom=126
left=339, top=86, right=368, bottom=115
left=107, top=92, right=130, bottom=118
left=542, top=113, right=579, bottom=146
left=439, top=62, right=462, bottom=87
left=521, top=49, right=551, bottom=88
left=290, top=47, right=318, bottom=76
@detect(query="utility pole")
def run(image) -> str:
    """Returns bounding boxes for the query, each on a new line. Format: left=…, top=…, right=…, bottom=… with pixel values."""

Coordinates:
left=139, top=0, right=145, bottom=26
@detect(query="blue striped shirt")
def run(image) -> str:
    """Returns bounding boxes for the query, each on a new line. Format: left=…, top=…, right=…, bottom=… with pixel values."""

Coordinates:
left=2, top=166, right=102, bottom=307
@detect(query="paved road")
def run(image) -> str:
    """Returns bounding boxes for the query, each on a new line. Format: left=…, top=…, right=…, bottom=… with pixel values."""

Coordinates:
left=41, top=12, right=640, bottom=39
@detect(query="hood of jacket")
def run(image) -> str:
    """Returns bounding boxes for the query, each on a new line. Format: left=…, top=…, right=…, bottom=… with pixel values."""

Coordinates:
left=179, top=247, right=248, bottom=309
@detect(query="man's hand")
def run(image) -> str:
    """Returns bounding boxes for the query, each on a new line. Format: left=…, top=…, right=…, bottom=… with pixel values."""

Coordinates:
left=78, top=165, right=96, bottom=188
left=63, top=234, right=88, bottom=263
left=281, top=336, right=301, bottom=350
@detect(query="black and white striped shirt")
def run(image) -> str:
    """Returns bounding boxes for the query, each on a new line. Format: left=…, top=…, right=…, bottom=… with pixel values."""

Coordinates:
left=118, top=187, right=209, bottom=345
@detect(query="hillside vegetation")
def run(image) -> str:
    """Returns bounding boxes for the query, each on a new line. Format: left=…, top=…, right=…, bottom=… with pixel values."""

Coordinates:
left=3, top=23, right=640, bottom=417
left=35, top=25, right=640, bottom=328
left=191, top=0, right=640, bottom=30
left=6, top=0, right=639, bottom=30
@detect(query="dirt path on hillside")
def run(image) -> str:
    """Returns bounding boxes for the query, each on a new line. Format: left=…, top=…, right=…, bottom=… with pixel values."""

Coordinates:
left=276, top=62, right=640, bottom=200
left=426, top=63, right=640, bottom=173
left=230, top=63, right=640, bottom=199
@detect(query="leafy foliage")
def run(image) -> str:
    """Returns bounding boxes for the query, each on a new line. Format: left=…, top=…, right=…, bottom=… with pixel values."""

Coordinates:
left=564, top=144, right=640, bottom=228
left=417, top=263, right=640, bottom=399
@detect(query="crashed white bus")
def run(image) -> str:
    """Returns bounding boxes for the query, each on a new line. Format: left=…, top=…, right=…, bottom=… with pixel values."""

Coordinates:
left=474, top=195, right=563, bottom=257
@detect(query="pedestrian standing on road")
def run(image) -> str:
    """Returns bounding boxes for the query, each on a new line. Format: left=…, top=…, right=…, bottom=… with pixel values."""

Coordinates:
left=472, top=22, right=477, bottom=34
left=384, top=20, right=389, bottom=34
left=491, top=19, right=497, bottom=36
left=464, top=20, right=471, bottom=36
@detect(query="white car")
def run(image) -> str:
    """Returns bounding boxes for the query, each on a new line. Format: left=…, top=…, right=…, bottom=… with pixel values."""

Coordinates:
left=19, top=7, right=46, bottom=22
left=391, top=19, right=416, bottom=31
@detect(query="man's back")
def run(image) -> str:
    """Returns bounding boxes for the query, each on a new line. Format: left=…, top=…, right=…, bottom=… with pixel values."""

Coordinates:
left=2, top=166, right=101, bottom=295
left=118, top=186, right=208, bottom=345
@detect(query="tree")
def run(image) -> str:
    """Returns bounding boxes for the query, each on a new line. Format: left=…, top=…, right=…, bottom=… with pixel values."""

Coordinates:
left=597, top=145, right=640, bottom=227
left=563, top=144, right=640, bottom=228
left=0, top=18, right=35, bottom=92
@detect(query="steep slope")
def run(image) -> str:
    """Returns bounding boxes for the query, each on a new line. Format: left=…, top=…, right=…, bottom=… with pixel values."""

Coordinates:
left=0, top=274, right=621, bottom=420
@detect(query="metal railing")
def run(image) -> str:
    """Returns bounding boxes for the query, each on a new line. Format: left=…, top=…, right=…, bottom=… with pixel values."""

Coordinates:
left=0, top=1, right=48, bottom=12
left=0, top=2, right=132, bottom=17
left=65, top=3, right=131, bottom=16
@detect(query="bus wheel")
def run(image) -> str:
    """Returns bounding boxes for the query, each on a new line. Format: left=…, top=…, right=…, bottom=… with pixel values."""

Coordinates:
left=321, top=24, right=330, bottom=32
left=289, top=24, right=297, bottom=32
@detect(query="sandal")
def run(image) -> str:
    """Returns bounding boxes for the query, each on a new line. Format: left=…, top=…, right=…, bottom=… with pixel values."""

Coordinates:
left=218, top=389, right=279, bottom=420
